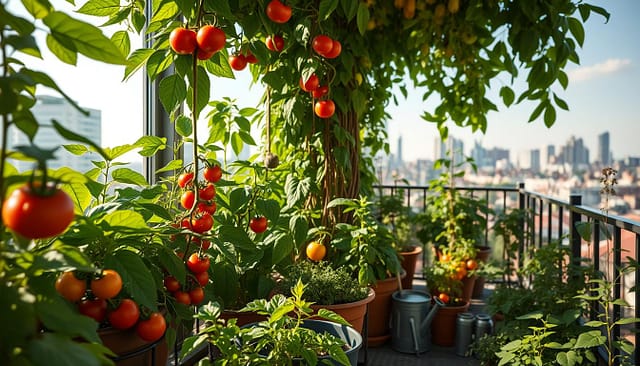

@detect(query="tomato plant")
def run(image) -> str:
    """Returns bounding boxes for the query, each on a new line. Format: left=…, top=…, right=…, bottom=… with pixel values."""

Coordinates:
left=314, top=100, right=335, bottom=118
left=190, top=212, right=213, bottom=233
left=194, top=271, right=209, bottom=286
left=173, top=291, right=191, bottom=305
left=90, top=269, right=123, bottom=300
left=78, top=298, right=107, bottom=323
left=108, top=299, right=140, bottom=330
left=55, top=271, right=86, bottom=302
left=178, top=171, right=194, bottom=188
left=203, top=165, right=222, bottom=183
left=163, top=276, right=181, bottom=292
left=249, top=216, right=268, bottom=233
left=265, top=0, right=291, bottom=24
left=299, top=74, right=319, bottom=92
left=305, top=241, right=326, bottom=262
left=312, top=85, right=329, bottom=99
left=2, top=184, right=75, bottom=239
left=312, top=35, right=333, bottom=55
left=323, top=40, right=342, bottom=59
left=181, top=190, right=196, bottom=210
left=188, top=287, right=205, bottom=305
left=196, top=25, right=226, bottom=53
left=169, top=27, right=197, bottom=55
left=136, top=312, right=167, bottom=342
left=265, top=35, right=284, bottom=52
left=187, top=253, right=210, bottom=274
left=229, top=54, right=247, bottom=71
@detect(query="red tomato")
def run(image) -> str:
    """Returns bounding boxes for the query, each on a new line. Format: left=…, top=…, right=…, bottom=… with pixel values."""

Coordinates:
left=249, top=216, right=268, bottom=233
left=181, top=190, right=195, bottom=210
left=312, top=35, right=334, bottom=55
left=438, top=293, right=450, bottom=304
left=266, top=0, right=292, bottom=23
left=189, top=287, right=205, bottom=305
left=163, top=276, right=181, bottom=292
left=265, top=35, right=284, bottom=52
left=196, top=48, right=215, bottom=61
left=136, top=312, right=167, bottom=342
left=323, top=40, right=342, bottom=59
left=312, top=85, right=329, bottom=99
left=187, top=253, right=210, bottom=274
left=299, top=74, right=319, bottom=92
left=173, top=290, right=191, bottom=305
left=196, top=25, right=226, bottom=53
left=314, top=100, right=335, bottom=118
left=229, top=54, right=247, bottom=71
left=245, top=51, right=258, bottom=64
left=203, top=165, right=222, bottom=183
left=177, top=172, right=194, bottom=188
left=197, top=201, right=217, bottom=215
left=55, top=271, right=86, bottom=302
left=190, top=212, right=213, bottom=233
left=200, top=239, right=211, bottom=250
left=199, top=183, right=216, bottom=201
left=194, top=271, right=209, bottom=286
left=2, top=184, right=75, bottom=239
left=169, top=27, right=197, bottom=55
left=466, top=259, right=478, bottom=270
left=90, top=269, right=123, bottom=300
left=78, top=298, right=107, bottom=323
left=108, top=299, right=140, bottom=330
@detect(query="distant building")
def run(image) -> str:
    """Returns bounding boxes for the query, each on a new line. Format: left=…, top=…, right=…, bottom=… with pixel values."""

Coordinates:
left=434, top=136, right=464, bottom=165
left=560, top=136, right=589, bottom=172
left=8, top=95, right=101, bottom=172
left=598, top=131, right=611, bottom=166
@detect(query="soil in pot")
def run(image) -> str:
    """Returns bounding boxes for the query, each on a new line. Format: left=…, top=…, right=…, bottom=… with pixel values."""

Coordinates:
left=310, top=288, right=375, bottom=335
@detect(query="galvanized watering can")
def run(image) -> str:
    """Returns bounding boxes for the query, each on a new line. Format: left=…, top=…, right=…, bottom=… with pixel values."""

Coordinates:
left=390, top=290, right=445, bottom=355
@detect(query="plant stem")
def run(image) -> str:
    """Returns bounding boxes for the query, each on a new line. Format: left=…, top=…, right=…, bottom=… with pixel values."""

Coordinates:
left=0, top=28, right=10, bottom=224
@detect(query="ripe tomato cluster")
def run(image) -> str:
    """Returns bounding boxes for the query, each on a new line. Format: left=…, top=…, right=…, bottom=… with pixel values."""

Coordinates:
left=312, top=35, right=342, bottom=59
left=163, top=252, right=209, bottom=306
left=177, top=165, right=222, bottom=234
left=169, top=24, right=226, bottom=61
left=55, top=269, right=167, bottom=342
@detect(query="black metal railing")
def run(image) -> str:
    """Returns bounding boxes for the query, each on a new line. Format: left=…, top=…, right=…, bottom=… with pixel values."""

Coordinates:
left=374, top=182, right=639, bottom=365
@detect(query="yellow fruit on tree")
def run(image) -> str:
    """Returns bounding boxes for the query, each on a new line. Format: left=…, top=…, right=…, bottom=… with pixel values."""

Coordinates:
left=306, top=241, right=327, bottom=262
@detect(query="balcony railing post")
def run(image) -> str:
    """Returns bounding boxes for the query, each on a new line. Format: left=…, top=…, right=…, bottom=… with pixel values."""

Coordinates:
left=569, top=195, right=582, bottom=261
left=517, top=183, right=525, bottom=275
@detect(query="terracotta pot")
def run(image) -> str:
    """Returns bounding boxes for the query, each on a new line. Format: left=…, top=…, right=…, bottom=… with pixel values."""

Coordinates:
left=99, top=326, right=169, bottom=366
left=472, top=246, right=492, bottom=299
left=310, top=288, right=375, bottom=335
left=430, top=301, right=470, bottom=347
left=368, top=272, right=404, bottom=347
left=460, top=274, right=477, bottom=303
left=399, top=245, right=423, bottom=290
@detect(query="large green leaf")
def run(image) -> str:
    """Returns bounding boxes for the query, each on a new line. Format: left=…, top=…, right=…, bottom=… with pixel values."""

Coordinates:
left=135, top=135, right=167, bottom=157
left=77, top=0, right=121, bottom=17
left=124, top=48, right=155, bottom=80
left=27, top=333, right=102, bottom=366
left=319, top=0, right=339, bottom=20
left=219, top=225, right=255, bottom=251
left=159, top=74, right=187, bottom=114
left=356, top=3, right=369, bottom=35
left=43, top=11, right=126, bottom=65
left=159, top=247, right=187, bottom=285
left=102, top=210, right=148, bottom=230
left=36, top=297, right=100, bottom=343
left=271, top=233, right=293, bottom=264
left=112, top=167, right=148, bottom=186
left=211, top=261, right=239, bottom=308
left=105, top=250, right=158, bottom=311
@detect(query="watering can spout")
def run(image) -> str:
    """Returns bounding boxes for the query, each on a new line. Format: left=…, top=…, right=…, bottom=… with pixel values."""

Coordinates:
left=421, top=295, right=445, bottom=330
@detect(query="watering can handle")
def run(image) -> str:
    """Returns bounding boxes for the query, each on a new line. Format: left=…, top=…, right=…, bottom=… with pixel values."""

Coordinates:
left=433, top=295, right=446, bottom=307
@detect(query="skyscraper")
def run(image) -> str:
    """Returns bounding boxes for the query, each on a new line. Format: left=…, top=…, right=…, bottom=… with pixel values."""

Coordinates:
left=8, top=95, right=101, bottom=172
left=598, top=131, right=610, bottom=166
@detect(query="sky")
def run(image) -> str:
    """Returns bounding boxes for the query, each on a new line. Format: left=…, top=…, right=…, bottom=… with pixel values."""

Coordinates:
left=16, top=1, right=640, bottom=164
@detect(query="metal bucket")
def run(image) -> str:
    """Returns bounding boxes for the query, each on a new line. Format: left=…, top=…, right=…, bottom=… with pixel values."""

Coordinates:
left=390, top=290, right=435, bottom=355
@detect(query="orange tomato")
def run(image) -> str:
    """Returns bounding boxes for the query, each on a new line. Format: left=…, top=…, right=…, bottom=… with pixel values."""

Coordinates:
left=438, top=293, right=450, bottom=304
left=455, top=265, right=468, bottom=281
left=306, top=241, right=327, bottom=262
left=55, top=271, right=87, bottom=302
left=91, top=269, right=123, bottom=300
left=466, top=259, right=478, bottom=270
left=440, top=253, right=451, bottom=262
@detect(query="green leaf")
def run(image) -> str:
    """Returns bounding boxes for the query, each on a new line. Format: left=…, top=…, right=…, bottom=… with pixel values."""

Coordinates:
left=574, top=330, right=606, bottom=348
left=219, top=225, right=254, bottom=251
left=159, top=74, right=187, bottom=114
left=500, top=86, right=515, bottom=107
left=111, top=167, right=148, bottom=186
left=6, top=34, right=41, bottom=58
left=124, top=48, right=155, bottom=80
left=43, top=11, right=126, bottom=65
left=150, top=1, right=179, bottom=22
left=319, top=0, right=339, bottom=20
left=45, top=33, right=77, bottom=65
left=175, top=115, right=193, bottom=137
left=51, top=120, right=109, bottom=161
left=341, top=0, right=359, bottom=21
left=290, top=215, right=309, bottom=246
left=316, top=309, right=350, bottom=326
left=146, top=50, right=173, bottom=81
left=230, top=132, right=243, bottom=157
left=554, top=93, right=569, bottom=111
left=111, top=31, right=131, bottom=57
left=134, top=135, right=167, bottom=157
left=203, top=52, right=234, bottom=79
left=77, top=0, right=121, bottom=17
left=272, top=233, right=294, bottom=264
left=36, top=298, right=100, bottom=343
left=613, top=317, right=640, bottom=325
left=356, top=3, right=370, bottom=36
left=211, top=261, right=239, bottom=307
left=255, top=199, right=280, bottom=223
left=102, top=210, right=148, bottom=230
left=159, top=247, right=187, bottom=285
left=574, top=221, right=592, bottom=241
left=21, top=0, right=50, bottom=19
left=28, top=333, right=102, bottom=366
left=567, top=17, right=585, bottom=47
left=105, top=250, right=158, bottom=311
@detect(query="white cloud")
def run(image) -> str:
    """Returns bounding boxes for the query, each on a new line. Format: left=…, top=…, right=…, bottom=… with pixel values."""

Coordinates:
left=568, top=58, right=632, bottom=82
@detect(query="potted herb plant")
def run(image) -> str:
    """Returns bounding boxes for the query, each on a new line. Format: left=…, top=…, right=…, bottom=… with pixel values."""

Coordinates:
left=180, top=280, right=363, bottom=366
left=274, top=260, right=375, bottom=334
